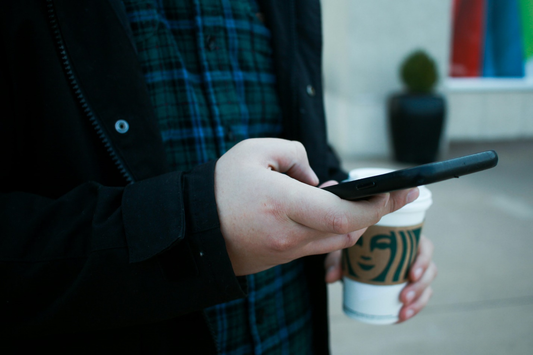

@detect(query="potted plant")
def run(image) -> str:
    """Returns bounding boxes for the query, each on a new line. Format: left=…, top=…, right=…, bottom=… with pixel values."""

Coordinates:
left=388, top=49, right=446, bottom=164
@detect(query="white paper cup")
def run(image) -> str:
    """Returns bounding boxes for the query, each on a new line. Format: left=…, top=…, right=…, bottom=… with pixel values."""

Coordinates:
left=342, top=168, right=432, bottom=325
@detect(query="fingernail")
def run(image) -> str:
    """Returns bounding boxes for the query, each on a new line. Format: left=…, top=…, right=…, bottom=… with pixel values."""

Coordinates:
left=405, top=309, right=414, bottom=319
left=414, top=268, right=423, bottom=280
left=406, top=290, right=415, bottom=303
left=406, top=188, right=419, bottom=203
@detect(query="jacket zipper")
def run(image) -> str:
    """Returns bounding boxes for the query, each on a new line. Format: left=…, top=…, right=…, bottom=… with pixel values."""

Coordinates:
left=46, top=0, right=135, bottom=184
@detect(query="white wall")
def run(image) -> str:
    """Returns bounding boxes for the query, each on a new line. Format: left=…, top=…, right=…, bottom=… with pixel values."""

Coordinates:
left=322, top=0, right=453, bottom=158
left=322, top=0, right=533, bottom=159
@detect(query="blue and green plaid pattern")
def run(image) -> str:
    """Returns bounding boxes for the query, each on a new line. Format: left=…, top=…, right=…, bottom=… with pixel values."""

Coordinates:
left=123, top=0, right=314, bottom=353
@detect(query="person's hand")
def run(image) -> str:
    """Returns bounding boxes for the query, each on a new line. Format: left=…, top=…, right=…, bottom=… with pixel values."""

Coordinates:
left=324, top=235, right=437, bottom=322
left=215, top=138, right=419, bottom=276
left=397, top=235, right=437, bottom=322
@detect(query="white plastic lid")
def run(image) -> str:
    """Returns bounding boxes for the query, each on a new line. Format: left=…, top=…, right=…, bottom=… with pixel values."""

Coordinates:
left=347, top=168, right=433, bottom=226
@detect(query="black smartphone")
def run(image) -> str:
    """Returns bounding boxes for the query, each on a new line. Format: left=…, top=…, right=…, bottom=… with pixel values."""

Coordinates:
left=322, top=150, right=498, bottom=200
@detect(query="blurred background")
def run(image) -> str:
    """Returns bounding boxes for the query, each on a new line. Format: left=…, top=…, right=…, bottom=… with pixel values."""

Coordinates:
left=321, top=0, right=533, bottom=354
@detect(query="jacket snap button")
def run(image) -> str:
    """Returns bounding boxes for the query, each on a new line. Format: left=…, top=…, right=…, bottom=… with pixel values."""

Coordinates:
left=115, top=120, right=129, bottom=134
left=306, top=85, right=316, bottom=97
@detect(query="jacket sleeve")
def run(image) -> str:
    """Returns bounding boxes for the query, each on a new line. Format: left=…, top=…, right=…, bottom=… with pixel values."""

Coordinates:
left=0, top=161, right=246, bottom=337
left=0, top=4, right=245, bottom=337
left=0, top=48, right=245, bottom=334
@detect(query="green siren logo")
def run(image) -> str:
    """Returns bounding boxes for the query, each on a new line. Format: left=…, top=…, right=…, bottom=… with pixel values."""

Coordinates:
left=343, top=224, right=422, bottom=285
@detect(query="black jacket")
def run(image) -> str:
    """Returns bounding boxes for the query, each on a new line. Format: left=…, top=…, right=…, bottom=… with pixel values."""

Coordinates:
left=0, top=0, right=346, bottom=353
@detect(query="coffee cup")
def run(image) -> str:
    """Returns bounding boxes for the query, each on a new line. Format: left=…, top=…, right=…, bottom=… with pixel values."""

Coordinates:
left=342, top=168, right=432, bottom=325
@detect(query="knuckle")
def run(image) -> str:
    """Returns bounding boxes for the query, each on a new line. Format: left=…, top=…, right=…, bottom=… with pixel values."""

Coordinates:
left=344, top=233, right=358, bottom=248
left=422, top=287, right=434, bottom=304
left=291, top=140, right=305, bottom=152
left=325, top=210, right=350, bottom=234
left=427, top=239, right=435, bottom=254
left=369, top=207, right=383, bottom=226
left=268, top=235, right=294, bottom=253
left=387, top=197, right=397, bottom=214
left=388, top=194, right=405, bottom=214
left=261, top=200, right=297, bottom=253
left=369, top=194, right=390, bottom=224
left=291, top=140, right=308, bottom=159
left=432, top=263, right=438, bottom=279
left=421, top=234, right=433, bottom=247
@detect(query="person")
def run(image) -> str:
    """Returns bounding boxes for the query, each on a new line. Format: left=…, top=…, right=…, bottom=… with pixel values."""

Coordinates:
left=0, top=0, right=437, bottom=353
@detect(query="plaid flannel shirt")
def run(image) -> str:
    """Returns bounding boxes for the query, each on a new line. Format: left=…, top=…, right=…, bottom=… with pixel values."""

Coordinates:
left=123, top=0, right=314, bottom=354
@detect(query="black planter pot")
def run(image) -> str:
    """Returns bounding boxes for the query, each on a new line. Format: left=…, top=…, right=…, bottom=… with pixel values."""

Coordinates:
left=388, top=93, right=446, bottom=164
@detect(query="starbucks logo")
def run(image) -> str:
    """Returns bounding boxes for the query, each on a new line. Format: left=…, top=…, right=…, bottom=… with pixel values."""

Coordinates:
left=343, top=224, right=422, bottom=285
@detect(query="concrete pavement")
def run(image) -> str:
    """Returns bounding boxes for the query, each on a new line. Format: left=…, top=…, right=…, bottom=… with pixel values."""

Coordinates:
left=328, top=140, right=533, bottom=355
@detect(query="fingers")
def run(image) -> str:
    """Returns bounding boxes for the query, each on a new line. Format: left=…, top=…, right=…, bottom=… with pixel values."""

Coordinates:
left=324, top=250, right=343, bottom=283
left=391, top=188, right=420, bottom=213
left=398, top=236, right=438, bottom=322
left=215, top=138, right=426, bottom=275
left=219, top=138, right=319, bottom=186
left=408, top=235, right=435, bottom=282
left=398, top=286, right=434, bottom=322
left=287, top=185, right=418, bottom=236
left=400, top=236, right=437, bottom=305
left=401, top=261, right=438, bottom=305
left=301, top=228, right=366, bottom=258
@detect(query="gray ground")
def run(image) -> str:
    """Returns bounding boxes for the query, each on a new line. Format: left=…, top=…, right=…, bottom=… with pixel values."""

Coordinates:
left=328, top=140, right=533, bottom=355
